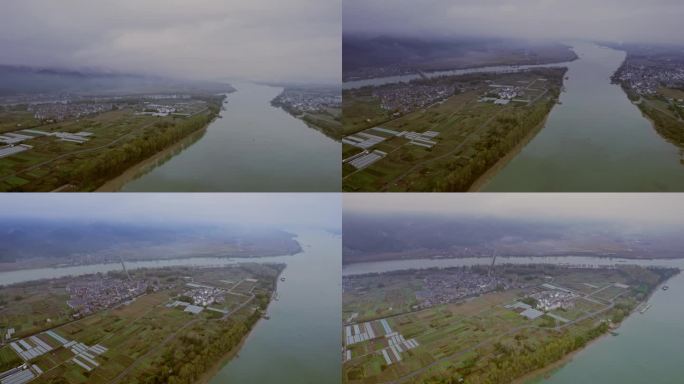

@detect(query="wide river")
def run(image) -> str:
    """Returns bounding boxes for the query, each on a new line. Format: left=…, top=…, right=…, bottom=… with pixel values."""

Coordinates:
left=120, top=82, right=340, bottom=192
left=482, top=42, right=684, bottom=191
left=0, top=230, right=341, bottom=384
left=344, top=256, right=684, bottom=383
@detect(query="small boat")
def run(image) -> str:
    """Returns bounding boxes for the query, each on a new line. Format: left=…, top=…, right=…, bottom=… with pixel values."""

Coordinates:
left=610, top=331, right=620, bottom=336
left=662, top=285, right=669, bottom=291
left=280, top=277, right=286, bottom=282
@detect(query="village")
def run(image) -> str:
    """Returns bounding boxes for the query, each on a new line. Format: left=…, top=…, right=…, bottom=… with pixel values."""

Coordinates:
left=413, top=268, right=517, bottom=309
left=271, top=86, right=341, bottom=115
left=342, top=264, right=676, bottom=384
left=372, top=82, right=458, bottom=114
left=613, top=56, right=684, bottom=96
left=66, top=276, right=156, bottom=316
left=0, top=92, right=209, bottom=123
left=0, top=263, right=283, bottom=384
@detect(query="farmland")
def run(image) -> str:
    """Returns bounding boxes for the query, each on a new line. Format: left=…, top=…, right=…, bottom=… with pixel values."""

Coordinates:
left=0, top=263, right=283, bottom=384
left=342, top=264, right=678, bottom=384
left=342, top=68, right=566, bottom=192
left=0, top=94, right=223, bottom=192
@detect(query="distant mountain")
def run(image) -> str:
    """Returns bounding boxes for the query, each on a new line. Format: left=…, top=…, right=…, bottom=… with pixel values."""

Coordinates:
left=0, top=219, right=301, bottom=268
left=344, top=35, right=490, bottom=71
left=0, top=65, right=235, bottom=96
left=342, top=35, right=577, bottom=80
left=342, top=213, right=684, bottom=263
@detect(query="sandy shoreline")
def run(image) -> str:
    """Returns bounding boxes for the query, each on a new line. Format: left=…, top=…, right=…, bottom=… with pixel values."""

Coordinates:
left=468, top=113, right=551, bottom=192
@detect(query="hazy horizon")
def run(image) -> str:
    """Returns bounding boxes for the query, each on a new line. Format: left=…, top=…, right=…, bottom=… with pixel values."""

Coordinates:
left=344, top=0, right=684, bottom=46
left=0, top=193, right=341, bottom=231
left=344, top=193, right=684, bottom=230
left=1, top=0, right=341, bottom=85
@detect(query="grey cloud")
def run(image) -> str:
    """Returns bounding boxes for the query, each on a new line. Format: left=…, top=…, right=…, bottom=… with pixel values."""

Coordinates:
left=344, top=193, right=684, bottom=227
left=1, top=0, right=340, bottom=83
left=0, top=193, right=341, bottom=230
left=344, top=0, right=684, bottom=44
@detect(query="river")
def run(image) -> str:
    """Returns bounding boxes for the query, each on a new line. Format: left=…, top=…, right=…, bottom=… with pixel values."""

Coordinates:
left=481, top=42, right=684, bottom=191
left=209, top=230, right=341, bottom=384
left=0, top=230, right=341, bottom=384
left=343, top=256, right=684, bottom=383
left=119, top=82, right=340, bottom=192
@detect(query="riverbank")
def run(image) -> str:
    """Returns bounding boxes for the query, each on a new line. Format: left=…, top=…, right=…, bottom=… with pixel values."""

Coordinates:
left=299, top=112, right=341, bottom=141
left=117, top=82, right=340, bottom=192
left=633, top=98, right=684, bottom=154
left=480, top=42, right=684, bottom=191
left=513, top=332, right=611, bottom=384
left=271, top=99, right=341, bottom=141
left=95, top=122, right=210, bottom=191
left=197, top=270, right=283, bottom=384
left=95, top=96, right=227, bottom=192
left=517, top=276, right=675, bottom=384
left=196, top=325, right=256, bottom=384
left=469, top=113, right=551, bottom=191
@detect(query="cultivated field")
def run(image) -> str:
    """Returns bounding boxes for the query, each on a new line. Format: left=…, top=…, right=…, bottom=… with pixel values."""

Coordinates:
left=342, top=69, right=566, bottom=192
left=0, top=264, right=283, bottom=384
left=342, top=265, right=677, bottom=384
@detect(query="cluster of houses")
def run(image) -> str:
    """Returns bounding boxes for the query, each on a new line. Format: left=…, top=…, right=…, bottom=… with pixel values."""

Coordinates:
left=272, top=88, right=341, bottom=114
left=27, top=102, right=113, bottom=122
left=182, top=283, right=226, bottom=307
left=66, top=277, right=152, bottom=316
left=138, top=103, right=177, bottom=117
left=373, top=83, right=456, bottom=114
left=530, top=286, right=578, bottom=311
left=614, top=60, right=684, bottom=95
left=479, top=84, right=525, bottom=105
left=414, top=269, right=515, bottom=309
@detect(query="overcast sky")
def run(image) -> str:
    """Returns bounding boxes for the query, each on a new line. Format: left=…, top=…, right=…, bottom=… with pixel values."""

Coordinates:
left=344, top=193, right=684, bottom=227
left=1, top=0, right=340, bottom=84
left=0, top=193, right=341, bottom=230
left=344, top=0, right=684, bottom=44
